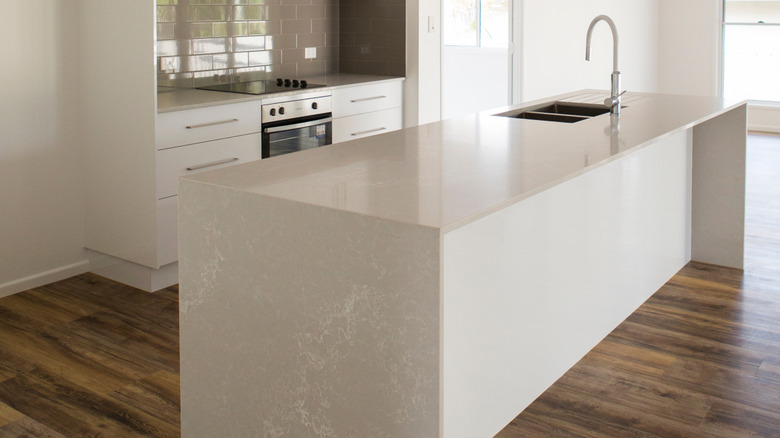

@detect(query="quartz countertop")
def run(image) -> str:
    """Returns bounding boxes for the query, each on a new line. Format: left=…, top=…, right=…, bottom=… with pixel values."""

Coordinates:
left=181, top=90, right=745, bottom=232
left=157, top=73, right=404, bottom=113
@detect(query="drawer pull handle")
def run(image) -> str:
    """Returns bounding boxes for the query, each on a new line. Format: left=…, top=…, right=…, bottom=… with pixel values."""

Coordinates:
left=350, top=96, right=387, bottom=103
left=351, top=127, right=387, bottom=137
left=186, top=118, right=240, bottom=129
left=186, top=157, right=239, bottom=171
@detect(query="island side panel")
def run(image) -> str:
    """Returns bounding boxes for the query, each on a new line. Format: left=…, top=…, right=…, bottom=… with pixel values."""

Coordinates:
left=178, top=182, right=441, bottom=438
left=691, top=104, right=747, bottom=268
left=441, top=130, right=693, bottom=438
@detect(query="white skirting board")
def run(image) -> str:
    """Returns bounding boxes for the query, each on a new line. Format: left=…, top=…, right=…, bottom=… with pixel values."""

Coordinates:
left=0, top=260, right=90, bottom=299
left=749, top=104, right=780, bottom=134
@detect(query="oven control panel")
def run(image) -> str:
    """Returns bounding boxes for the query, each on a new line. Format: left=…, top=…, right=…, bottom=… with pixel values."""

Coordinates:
left=262, top=96, right=332, bottom=124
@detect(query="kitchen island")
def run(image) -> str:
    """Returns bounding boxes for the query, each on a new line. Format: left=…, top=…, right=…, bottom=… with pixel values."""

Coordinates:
left=178, top=91, right=746, bottom=438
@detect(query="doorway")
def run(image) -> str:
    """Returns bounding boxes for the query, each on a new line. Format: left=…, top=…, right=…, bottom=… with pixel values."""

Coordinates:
left=441, top=0, right=513, bottom=119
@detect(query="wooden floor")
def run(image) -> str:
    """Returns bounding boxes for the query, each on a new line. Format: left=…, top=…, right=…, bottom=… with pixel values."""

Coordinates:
left=0, top=134, right=777, bottom=437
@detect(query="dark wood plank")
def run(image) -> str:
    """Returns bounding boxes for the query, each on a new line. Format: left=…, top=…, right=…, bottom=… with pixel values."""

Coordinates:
left=0, top=368, right=178, bottom=438
left=0, top=402, right=24, bottom=427
left=758, top=355, right=780, bottom=384
left=699, top=399, right=780, bottom=437
left=0, top=415, right=68, bottom=438
left=0, top=308, right=148, bottom=395
left=62, top=311, right=179, bottom=374
left=577, top=338, right=676, bottom=378
left=111, top=371, right=181, bottom=428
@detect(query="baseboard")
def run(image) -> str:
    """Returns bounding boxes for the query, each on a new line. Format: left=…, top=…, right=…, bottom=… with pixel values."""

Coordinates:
left=748, top=124, right=780, bottom=134
left=748, top=104, right=780, bottom=134
left=0, top=260, right=90, bottom=299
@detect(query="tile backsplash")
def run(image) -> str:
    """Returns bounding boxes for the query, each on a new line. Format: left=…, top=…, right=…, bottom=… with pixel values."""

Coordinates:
left=156, top=0, right=406, bottom=88
left=156, top=0, right=340, bottom=87
left=339, top=0, right=405, bottom=77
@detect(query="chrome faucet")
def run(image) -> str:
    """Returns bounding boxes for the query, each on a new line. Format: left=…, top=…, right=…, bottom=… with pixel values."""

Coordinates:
left=586, top=15, right=623, bottom=116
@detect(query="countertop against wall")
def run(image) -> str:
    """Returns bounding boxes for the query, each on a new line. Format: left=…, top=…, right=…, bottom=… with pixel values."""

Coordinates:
left=157, top=74, right=404, bottom=113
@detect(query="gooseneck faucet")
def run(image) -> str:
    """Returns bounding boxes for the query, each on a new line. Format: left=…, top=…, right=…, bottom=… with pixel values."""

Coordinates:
left=586, top=15, right=623, bottom=116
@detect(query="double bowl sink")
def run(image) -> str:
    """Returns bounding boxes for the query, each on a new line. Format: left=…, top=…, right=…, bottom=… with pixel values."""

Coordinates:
left=495, top=101, right=613, bottom=124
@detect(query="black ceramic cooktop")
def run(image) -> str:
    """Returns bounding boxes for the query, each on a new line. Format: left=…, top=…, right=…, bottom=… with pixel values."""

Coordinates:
left=197, top=79, right=325, bottom=96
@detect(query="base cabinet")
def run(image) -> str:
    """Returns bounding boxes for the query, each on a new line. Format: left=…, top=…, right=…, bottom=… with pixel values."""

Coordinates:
left=332, top=81, right=403, bottom=144
left=333, top=108, right=403, bottom=144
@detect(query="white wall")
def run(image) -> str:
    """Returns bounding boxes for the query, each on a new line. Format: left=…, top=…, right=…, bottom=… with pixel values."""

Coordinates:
left=657, top=0, right=721, bottom=97
left=656, top=0, right=780, bottom=132
left=520, top=0, right=660, bottom=101
left=406, top=0, right=442, bottom=127
left=0, top=1, right=89, bottom=297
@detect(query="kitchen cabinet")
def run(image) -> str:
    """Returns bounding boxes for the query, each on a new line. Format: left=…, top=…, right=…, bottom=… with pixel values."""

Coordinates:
left=81, top=1, right=163, bottom=291
left=79, top=2, right=404, bottom=291
left=332, top=81, right=403, bottom=144
left=81, top=1, right=263, bottom=291
left=156, top=100, right=261, bottom=149
left=155, top=103, right=263, bottom=265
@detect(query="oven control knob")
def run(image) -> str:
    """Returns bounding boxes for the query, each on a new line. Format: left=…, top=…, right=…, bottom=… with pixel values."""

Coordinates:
left=270, top=108, right=276, bottom=116
left=284, top=79, right=291, bottom=87
left=301, top=80, right=308, bottom=88
left=292, top=79, right=300, bottom=88
left=279, top=107, right=285, bottom=115
left=276, top=78, right=283, bottom=86
left=311, top=102, right=318, bottom=110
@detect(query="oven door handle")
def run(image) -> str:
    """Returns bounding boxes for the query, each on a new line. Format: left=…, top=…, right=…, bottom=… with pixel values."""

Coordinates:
left=264, top=117, right=332, bottom=134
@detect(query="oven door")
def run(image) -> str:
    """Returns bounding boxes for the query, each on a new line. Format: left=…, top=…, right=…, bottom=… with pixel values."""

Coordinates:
left=262, top=115, right=333, bottom=158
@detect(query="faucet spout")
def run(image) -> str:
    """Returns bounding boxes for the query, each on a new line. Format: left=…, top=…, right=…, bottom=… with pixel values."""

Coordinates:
left=585, top=15, right=622, bottom=115
left=585, top=15, right=619, bottom=72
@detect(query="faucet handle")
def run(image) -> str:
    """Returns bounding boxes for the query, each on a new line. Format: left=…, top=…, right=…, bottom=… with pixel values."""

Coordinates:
left=604, top=90, right=627, bottom=107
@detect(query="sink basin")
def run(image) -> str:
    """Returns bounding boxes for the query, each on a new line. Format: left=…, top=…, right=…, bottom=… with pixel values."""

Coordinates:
left=495, top=101, right=613, bottom=123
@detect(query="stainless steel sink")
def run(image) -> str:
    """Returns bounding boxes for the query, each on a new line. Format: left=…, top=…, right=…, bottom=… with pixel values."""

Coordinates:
left=495, top=101, right=613, bottom=124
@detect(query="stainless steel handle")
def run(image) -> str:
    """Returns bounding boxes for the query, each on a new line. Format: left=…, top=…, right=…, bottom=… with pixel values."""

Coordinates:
left=264, top=117, right=332, bottom=134
left=350, top=96, right=387, bottom=103
left=186, top=118, right=239, bottom=129
left=351, top=127, right=386, bottom=137
left=186, top=157, right=239, bottom=171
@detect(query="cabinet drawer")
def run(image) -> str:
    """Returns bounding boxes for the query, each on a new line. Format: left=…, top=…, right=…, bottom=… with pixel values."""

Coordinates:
left=156, top=100, right=261, bottom=150
left=332, top=81, right=402, bottom=118
left=156, top=133, right=262, bottom=199
left=157, top=196, right=178, bottom=266
left=332, top=108, right=403, bottom=144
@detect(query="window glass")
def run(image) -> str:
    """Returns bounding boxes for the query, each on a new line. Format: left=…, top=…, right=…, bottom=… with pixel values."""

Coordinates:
left=443, top=0, right=479, bottom=46
left=723, top=1, right=780, bottom=101
left=480, top=0, right=509, bottom=48
left=723, top=25, right=780, bottom=101
left=724, top=0, right=780, bottom=23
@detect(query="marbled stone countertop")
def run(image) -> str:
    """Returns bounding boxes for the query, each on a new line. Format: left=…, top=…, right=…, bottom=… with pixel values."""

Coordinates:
left=181, top=90, right=745, bottom=232
left=157, top=73, right=404, bottom=113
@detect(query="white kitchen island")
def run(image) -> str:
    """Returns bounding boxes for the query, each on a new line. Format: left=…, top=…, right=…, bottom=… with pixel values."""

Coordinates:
left=178, top=91, right=746, bottom=438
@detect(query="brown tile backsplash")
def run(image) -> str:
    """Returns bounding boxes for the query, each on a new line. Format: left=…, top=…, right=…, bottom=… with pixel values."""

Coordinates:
left=156, top=0, right=405, bottom=88
left=338, top=0, right=406, bottom=77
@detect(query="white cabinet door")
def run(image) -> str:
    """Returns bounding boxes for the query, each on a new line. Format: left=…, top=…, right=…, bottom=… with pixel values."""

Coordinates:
left=332, top=81, right=403, bottom=118
left=332, top=108, right=403, bottom=144
left=156, top=133, right=262, bottom=200
left=156, top=101, right=262, bottom=150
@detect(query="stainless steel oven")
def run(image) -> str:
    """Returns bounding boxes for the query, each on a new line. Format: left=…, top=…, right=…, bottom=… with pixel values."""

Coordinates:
left=261, top=94, right=333, bottom=158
